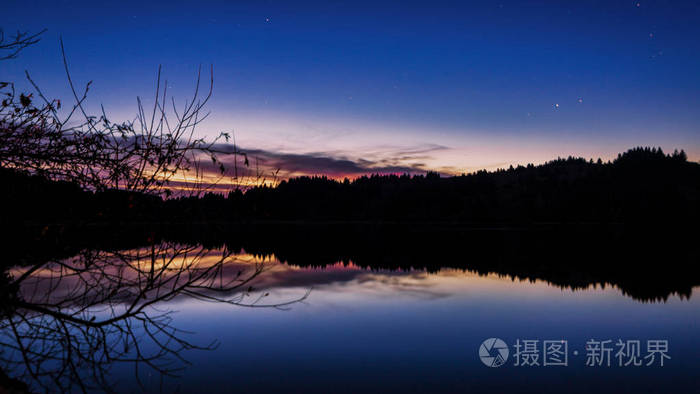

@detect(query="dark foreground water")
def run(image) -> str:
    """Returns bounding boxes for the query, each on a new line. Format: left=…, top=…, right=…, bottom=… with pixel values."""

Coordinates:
left=139, top=261, right=700, bottom=393
left=3, top=235, right=699, bottom=393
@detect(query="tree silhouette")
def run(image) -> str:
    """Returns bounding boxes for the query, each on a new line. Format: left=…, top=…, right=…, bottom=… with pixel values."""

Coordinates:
left=1, top=32, right=241, bottom=198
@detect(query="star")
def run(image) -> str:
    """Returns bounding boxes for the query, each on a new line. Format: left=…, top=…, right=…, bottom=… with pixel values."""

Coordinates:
left=265, top=17, right=271, bottom=23
left=554, top=103, right=560, bottom=109
left=577, top=98, right=583, bottom=103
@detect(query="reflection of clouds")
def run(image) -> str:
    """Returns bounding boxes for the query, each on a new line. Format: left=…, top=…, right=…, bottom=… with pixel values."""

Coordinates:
left=256, top=261, right=454, bottom=301
left=19, top=247, right=685, bottom=308
left=15, top=248, right=457, bottom=305
left=351, top=272, right=452, bottom=300
left=11, top=247, right=503, bottom=305
left=250, top=264, right=451, bottom=301
left=13, top=248, right=275, bottom=305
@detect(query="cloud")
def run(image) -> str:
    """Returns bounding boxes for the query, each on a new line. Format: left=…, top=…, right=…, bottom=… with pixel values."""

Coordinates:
left=208, top=143, right=452, bottom=180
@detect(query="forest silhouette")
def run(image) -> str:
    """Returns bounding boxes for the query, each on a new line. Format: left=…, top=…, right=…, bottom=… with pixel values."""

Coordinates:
left=4, top=147, right=698, bottom=225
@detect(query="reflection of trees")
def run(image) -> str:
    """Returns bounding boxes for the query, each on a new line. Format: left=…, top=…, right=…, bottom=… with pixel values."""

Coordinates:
left=0, top=242, right=308, bottom=392
left=170, top=222, right=698, bottom=303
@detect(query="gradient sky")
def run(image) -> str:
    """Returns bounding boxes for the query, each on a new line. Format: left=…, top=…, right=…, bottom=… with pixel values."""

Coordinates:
left=3, top=0, right=700, bottom=178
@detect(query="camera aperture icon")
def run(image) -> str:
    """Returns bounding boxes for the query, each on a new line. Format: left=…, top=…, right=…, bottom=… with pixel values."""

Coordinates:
left=479, top=338, right=509, bottom=367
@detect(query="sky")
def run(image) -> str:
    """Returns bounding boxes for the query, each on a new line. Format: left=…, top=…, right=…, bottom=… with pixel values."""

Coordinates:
left=3, top=0, right=700, bottom=179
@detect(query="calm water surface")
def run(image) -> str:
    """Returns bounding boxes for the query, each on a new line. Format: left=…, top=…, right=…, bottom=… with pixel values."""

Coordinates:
left=98, top=250, right=700, bottom=393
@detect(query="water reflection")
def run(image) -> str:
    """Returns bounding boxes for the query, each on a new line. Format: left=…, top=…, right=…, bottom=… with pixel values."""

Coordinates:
left=1, top=232, right=698, bottom=392
left=1, top=243, right=307, bottom=392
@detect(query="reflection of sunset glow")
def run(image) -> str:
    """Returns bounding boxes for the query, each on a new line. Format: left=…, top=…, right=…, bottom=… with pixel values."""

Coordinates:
left=14, top=247, right=695, bottom=306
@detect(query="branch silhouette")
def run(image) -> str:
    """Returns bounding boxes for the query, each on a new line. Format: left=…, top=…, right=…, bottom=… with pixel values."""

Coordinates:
left=1, top=34, right=245, bottom=199
left=0, top=29, right=46, bottom=61
left=2, top=242, right=309, bottom=392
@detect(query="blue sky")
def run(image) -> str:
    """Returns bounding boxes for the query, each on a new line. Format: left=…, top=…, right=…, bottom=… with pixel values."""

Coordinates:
left=3, top=0, right=699, bottom=177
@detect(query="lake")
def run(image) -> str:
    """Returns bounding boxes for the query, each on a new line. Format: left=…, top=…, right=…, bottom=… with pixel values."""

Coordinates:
left=4, top=238, right=699, bottom=393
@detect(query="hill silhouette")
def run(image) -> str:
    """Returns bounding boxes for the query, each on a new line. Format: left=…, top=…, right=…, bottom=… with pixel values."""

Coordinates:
left=3, top=147, right=697, bottom=225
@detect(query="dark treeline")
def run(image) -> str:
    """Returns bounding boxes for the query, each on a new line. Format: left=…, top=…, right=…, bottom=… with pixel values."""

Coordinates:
left=230, top=147, right=697, bottom=223
left=3, top=147, right=698, bottom=225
